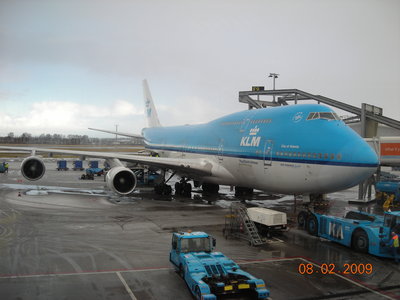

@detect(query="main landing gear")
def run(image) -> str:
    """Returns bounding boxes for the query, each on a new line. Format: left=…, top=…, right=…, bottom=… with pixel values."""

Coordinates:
left=154, top=170, right=175, bottom=196
left=201, top=182, right=219, bottom=195
left=154, top=172, right=193, bottom=198
left=175, top=178, right=192, bottom=197
left=234, top=186, right=254, bottom=197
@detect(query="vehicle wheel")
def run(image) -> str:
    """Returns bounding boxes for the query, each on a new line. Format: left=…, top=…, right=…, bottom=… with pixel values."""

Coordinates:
left=352, top=229, right=369, bottom=253
left=297, top=211, right=309, bottom=229
left=179, top=265, right=185, bottom=278
left=195, top=285, right=201, bottom=300
left=306, top=214, right=318, bottom=236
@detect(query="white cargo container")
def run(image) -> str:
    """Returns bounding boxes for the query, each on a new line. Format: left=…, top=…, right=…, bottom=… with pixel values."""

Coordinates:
left=247, top=207, right=288, bottom=236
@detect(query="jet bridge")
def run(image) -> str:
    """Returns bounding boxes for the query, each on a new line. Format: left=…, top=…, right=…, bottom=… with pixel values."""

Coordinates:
left=240, top=88, right=400, bottom=202
left=239, top=89, right=400, bottom=133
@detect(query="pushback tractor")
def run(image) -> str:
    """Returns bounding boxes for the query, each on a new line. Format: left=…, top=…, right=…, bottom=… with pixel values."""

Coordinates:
left=298, top=210, right=400, bottom=259
left=169, top=231, right=269, bottom=299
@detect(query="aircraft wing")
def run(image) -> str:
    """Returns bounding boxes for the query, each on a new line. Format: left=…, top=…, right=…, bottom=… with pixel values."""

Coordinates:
left=88, top=128, right=144, bottom=139
left=0, top=146, right=213, bottom=177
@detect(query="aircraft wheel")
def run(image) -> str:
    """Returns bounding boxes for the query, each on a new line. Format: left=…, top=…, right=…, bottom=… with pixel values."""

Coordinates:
left=297, top=211, right=309, bottom=229
left=175, top=182, right=183, bottom=195
left=163, top=184, right=172, bottom=195
left=202, top=183, right=219, bottom=194
left=352, top=229, right=369, bottom=253
left=306, top=214, right=318, bottom=236
left=183, top=183, right=192, bottom=197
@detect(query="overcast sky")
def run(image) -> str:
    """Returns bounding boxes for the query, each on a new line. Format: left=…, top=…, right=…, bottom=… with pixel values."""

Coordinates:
left=0, top=0, right=399, bottom=137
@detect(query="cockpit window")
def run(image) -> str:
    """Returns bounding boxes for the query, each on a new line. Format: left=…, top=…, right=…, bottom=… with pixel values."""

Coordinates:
left=307, top=112, right=340, bottom=121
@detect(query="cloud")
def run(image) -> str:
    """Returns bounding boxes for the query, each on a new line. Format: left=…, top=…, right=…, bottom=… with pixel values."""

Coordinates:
left=0, top=100, right=143, bottom=136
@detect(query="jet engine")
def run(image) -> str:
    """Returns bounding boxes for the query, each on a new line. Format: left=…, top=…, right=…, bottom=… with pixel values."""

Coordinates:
left=21, top=156, right=46, bottom=181
left=106, top=166, right=137, bottom=195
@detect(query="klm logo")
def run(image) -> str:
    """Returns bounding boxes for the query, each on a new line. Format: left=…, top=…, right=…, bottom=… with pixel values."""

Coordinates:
left=240, top=126, right=261, bottom=147
left=145, top=99, right=151, bottom=117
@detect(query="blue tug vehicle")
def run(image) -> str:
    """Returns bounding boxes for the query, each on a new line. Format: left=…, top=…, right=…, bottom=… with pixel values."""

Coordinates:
left=169, top=231, right=269, bottom=300
left=298, top=210, right=400, bottom=259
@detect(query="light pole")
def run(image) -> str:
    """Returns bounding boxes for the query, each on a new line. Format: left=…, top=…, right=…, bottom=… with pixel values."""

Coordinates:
left=269, top=73, right=279, bottom=102
left=115, top=124, right=118, bottom=142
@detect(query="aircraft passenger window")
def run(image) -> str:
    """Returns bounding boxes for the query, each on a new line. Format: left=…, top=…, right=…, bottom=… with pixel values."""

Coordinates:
left=318, top=153, right=322, bottom=159
left=337, top=154, right=342, bottom=160
left=330, top=154, right=335, bottom=160
left=324, top=153, right=328, bottom=159
left=303, top=153, right=307, bottom=158
left=307, top=153, right=311, bottom=158
left=293, top=153, right=297, bottom=157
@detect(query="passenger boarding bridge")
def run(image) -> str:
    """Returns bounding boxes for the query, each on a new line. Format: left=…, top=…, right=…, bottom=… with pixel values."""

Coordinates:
left=239, top=87, right=400, bottom=202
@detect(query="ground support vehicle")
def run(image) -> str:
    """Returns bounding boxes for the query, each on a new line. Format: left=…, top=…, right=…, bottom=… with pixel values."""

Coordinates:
left=80, top=173, right=94, bottom=180
left=375, top=181, right=400, bottom=206
left=88, top=161, right=99, bottom=168
left=247, top=207, right=288, bottom=237
left=169, top=231, right=269, bottom=300
left=0, top=164, right=6, bottom=173
left=73, top=160, right=84, bottom=171
left=298, top=210, right=400, bottom=259
left=86, top=167, right=104, bottom=176
left=132, top=168, right=160, bottom=185
left=57, top=160, right=69, bottom=171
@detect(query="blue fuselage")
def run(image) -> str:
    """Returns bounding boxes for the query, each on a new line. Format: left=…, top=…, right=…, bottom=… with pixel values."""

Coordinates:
left=142, top=104, right=378, bottom=194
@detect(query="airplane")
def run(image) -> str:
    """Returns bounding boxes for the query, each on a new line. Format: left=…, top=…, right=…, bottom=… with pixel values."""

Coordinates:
left=0, top=80, right=379, bottom=200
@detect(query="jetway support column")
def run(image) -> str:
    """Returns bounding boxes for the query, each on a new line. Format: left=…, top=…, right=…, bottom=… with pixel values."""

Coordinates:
left=357, top=103, right=380, bottom=202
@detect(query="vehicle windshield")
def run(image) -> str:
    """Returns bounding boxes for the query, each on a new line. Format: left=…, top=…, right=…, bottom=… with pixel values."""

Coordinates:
left=181, top=237, right=211, bottom=253
left=383, top=214, right=400, bottom=228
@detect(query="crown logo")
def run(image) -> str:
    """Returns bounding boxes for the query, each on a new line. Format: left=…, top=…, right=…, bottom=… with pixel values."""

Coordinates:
left=249, top=126, right=260, bottom=136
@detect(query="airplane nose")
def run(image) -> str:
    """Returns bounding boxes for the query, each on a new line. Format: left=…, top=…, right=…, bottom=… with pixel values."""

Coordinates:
left=336, top=138, right=379, bottom=189
left=348, top=139, right=379, bottom=168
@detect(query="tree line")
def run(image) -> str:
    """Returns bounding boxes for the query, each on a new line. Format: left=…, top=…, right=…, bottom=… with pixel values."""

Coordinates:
left=0, top=132, right=143, bottom=145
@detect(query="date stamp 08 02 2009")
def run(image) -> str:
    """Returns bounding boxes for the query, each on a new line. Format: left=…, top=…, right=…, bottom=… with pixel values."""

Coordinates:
left=298, top=263, right=373, bottom=275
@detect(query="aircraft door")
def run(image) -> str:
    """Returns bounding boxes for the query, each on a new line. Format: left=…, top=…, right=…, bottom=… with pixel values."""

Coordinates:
left=264, top=139, right=273, bottom=168
left=218, top=140, right=224, bottom=162
left=240, top=118, right=251, bottom=133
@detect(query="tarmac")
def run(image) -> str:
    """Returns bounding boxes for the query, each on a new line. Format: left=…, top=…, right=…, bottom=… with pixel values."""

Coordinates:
left=0, top=159, right=400, bottom=300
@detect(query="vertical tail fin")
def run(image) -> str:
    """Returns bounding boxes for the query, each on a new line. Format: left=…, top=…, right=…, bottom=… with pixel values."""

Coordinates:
left=143, top=79, right=162, bottom=128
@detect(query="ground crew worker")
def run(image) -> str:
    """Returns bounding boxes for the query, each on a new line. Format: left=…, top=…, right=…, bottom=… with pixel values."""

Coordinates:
left=389, top=231, right=400, bottom=263
left=383, top=194, right=395, bottom=211
left=4, top=162, right=9, bottom=173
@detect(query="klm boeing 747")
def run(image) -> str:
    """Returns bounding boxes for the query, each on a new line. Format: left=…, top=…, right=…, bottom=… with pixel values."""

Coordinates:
left=0, top=80, right=378, bottom=199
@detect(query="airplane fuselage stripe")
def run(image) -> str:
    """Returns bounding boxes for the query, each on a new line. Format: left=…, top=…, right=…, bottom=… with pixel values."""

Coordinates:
left=145, top=145, right=377, bottom=168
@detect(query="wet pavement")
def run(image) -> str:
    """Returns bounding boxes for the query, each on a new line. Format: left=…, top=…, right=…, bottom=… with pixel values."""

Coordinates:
left=0, top=160, right=399, bottom=299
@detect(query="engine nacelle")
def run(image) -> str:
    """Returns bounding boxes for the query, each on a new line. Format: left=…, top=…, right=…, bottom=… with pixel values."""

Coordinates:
left=21, top=156, right=46, bottom=181
left=106, top=166, right=137, bottom=195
